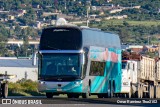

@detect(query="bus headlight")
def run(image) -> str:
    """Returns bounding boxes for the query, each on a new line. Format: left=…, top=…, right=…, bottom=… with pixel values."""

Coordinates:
left=39, top=81, right=45, bottom=84
left=75, top=81, right=82, bottom=85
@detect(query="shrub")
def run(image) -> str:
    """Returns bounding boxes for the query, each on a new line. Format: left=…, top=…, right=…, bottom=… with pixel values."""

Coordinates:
left=8, top=79, right=44, bottom=96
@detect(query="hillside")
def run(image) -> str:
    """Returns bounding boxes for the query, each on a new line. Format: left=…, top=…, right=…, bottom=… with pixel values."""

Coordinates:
left=0, top=0, right=159, bottom=57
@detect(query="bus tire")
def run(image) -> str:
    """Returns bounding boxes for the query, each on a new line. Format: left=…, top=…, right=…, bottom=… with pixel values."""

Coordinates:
left=46, top=92, right=53, bottom=98
left=103, top=93, right=108, bottom=98
left=149, top=85, right=152, bottom=98
left=126, top=93, right=131, bottom=98
left=2, top=83, right=8, bottom=98
left=82, top=86, right=90, bottom=98
left=67, top=94, right=73, bottom=98
left=73, top=94, right=79, bottom=98
left=97, top=94, right=103, bottom=98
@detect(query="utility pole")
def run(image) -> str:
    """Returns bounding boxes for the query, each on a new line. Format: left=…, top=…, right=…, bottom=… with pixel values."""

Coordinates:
left=87, top=7, right=89, bottom=27
left=158, top=43, right=160, bottom=58
left=65, top=0, right=66, bottom=10
left=26, top=51, right=27, bottom=57
left=16, top=50, right=19, bottom=58
left=131, top=1, right=133, bottom=8
left=148, top=35, right=150, bottom=45
left=86, top=1, right=91, bottom=27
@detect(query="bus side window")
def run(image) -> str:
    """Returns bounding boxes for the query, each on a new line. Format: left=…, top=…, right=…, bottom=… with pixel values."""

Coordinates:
left=89, top=61, right=96, bottom=75
left=89, top=61, right=105, bottom=76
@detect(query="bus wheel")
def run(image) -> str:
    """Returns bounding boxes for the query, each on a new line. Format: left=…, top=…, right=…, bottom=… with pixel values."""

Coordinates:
left=82, top=86, right=90, bottom=98
left=46, top=92, right=53, bottom=98
left=67, top=94, right=73, bottom=98
left=103, top=93, right=108, bottom=98
left=74, top=94, right=79, bottom=98
left=126, top=93, right=131, bottom=98
left=97, top=94, right=103, bottom=98
left=1, top=83, right=8, bottom=98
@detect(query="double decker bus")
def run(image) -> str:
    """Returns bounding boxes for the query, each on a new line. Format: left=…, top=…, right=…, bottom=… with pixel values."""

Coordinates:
left=35, top=25, right=122, bottom=98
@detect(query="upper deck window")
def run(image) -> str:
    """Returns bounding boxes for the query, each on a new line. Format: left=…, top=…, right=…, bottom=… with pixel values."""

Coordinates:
left=39, top=27, right=82, bottom=50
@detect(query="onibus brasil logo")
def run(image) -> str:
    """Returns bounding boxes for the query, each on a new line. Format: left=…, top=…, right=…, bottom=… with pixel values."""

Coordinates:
left=2, top=99, right=42, bottom=104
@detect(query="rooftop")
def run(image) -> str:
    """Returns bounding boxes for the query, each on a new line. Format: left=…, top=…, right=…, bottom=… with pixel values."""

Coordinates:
left=0, top=58, right=37, bottom=68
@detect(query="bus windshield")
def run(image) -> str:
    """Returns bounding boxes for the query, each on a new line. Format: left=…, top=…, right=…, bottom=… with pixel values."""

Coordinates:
left=39, top=53, right=81, bottom=80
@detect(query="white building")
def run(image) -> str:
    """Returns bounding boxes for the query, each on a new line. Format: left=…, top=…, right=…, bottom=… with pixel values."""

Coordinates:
left=0, top=58, right=38, bottom=82
left=109, top=9, right=123, bottom=14
left=36, top=21, right=41, bottom=29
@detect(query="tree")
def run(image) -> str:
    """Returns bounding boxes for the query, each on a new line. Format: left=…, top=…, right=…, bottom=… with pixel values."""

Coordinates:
left=15, top=25, right=22, bottom=36
left=123, top=21, right=129, bottom=26
left=21, top=29, right=27, bottom=36
left=119, top=28, right=130, bottom=43
left=21, top=35, right=29, bottom=57
left=0, top=34, right=8, bottom=56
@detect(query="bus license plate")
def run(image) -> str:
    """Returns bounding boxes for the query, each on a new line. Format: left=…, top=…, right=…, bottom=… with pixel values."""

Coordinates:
left=57, top=88, right=62, bottom=91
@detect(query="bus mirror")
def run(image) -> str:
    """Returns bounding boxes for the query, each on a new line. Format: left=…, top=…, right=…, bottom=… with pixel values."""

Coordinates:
left=81, top=54, right=85, bottom=65
left=32, top=52, right=37, bottom=66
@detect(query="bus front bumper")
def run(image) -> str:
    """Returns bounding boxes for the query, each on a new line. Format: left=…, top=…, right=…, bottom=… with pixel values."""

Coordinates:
left=38, top=80, right=83, bottom=93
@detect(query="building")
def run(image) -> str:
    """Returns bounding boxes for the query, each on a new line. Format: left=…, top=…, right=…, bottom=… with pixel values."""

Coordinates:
left=42, top=12, right=60, bottom=17
left=99, top=11, right=104, bottom=16
left=128, top=45, right=143, bottom=53
left=143, top=45, right=159, bottom=53
left=104, top=15, right=128, bottom=20
left=0, top=18, right=4, bottom=22
left=36, top=21, right=41, bottom=29
left=121, top=45, right=129, bottom=50
left=107, top=0, right=112, bottom=2
left=133, top=6, right=141, bottom=9
left=90, top=14, right=97, bottom=19
left=0, top=58, right=38, bottom=82
left=56, top=14, right=74, bottom=20
left=121, top=45, right=143, bottom=53
left=17, top=9, right=26, bottom=17
left=8, top=15, right=15, bottom=20
left=109, top=9, right=123, bottom=14
left=32, top=4, right=41, bottom=9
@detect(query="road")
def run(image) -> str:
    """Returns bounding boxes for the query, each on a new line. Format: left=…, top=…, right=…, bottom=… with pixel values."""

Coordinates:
left=0, top=96, right=160, bottom=107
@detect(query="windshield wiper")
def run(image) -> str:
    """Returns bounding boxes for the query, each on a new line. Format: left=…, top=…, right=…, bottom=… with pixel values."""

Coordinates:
left=57, top=75, right=79, bottom=77
left=58, top=75, right=80, bottom=79
left=47, top=45, right=61, bottom=50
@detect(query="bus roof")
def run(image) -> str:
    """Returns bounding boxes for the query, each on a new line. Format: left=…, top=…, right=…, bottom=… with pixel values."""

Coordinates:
left=41, top=26, right=121, bottom=50
left=82, top=29, right=121, bottom=49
